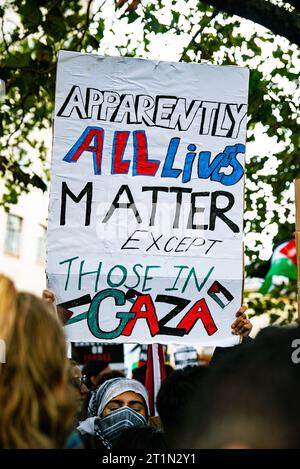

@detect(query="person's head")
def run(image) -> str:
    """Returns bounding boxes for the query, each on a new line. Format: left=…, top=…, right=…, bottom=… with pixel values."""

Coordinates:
left=0, top=291, right=77, bottom=448
left=69, top=359, right=89, bottom=403
left=132, top=363, right=147, bottom=384
left=82, top=360, right=110, bottom=388
left=156, top=365, right=208, bottom=447
left=95, top=368, right=126, bottom=387
left=132, top=363, right=174, bottom=386
left=88, top=377, right=149, bottom=420
left=182, top=325, right=300, bottom=449
left=113, top=425, right=167, bottom=450
left=78, top=378, right=149, bottom=448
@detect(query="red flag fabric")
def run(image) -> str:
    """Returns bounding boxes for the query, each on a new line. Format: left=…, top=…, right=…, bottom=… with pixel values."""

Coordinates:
left=279, top=239, right=297, bottom=265
left=145, top=344, right=166, bottom=416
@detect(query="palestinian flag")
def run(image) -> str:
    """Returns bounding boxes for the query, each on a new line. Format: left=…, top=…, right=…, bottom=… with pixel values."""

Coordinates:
left=145, top=344, right=166, bottom=416
left=259, top=239, right=297, bottom=294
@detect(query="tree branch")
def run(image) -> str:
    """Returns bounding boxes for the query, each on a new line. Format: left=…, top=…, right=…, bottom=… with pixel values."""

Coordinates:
left=282, top=0, right=300, bottom=14
left=199, top=0, right=300, bottom=46
left=179, top=10, right=218, bottom=61
left=77, top=0, right=94, bottom=49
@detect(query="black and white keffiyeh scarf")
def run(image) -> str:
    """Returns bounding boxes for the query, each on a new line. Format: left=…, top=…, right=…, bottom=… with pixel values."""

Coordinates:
left=77, top=377, right=149, bottom=448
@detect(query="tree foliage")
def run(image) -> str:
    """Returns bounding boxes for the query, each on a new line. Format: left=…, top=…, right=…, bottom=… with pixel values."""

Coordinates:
left=1, top=0, right=299, bottom=321
left=200, top=0, right=300, bottom=47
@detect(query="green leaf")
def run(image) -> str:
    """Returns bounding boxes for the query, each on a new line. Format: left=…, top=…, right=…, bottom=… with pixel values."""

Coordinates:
left=19, top=0, right=43, bottom=27
left=31, top=174, right=47, bottom=191
left=44, top=8, right=66, bottom=40
left=66, top=14, right=81, bottom=28
left=4, top=52, right=31, bottom=68
left=95, top=18, right=105, bottom=41
left=145, top=11, right=168, bottom=33
left=127, top=11, right=139, bottom=24
left=171, top=10, right=180, bottom=27
left=87, top=34, right=99, bottom=50
left=23, top=95, right=36, bottom=110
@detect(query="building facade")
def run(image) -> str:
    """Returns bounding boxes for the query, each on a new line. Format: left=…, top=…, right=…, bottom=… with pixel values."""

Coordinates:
left=0, top=189, right=48, bottom=295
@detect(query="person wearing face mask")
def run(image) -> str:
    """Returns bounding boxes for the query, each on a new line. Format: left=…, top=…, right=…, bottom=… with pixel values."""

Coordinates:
left=76, top=378, right=149, bottom=449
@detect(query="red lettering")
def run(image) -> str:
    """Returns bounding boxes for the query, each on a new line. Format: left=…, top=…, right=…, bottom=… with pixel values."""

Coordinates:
left=177, top=298, right=217, bottom=336
left=133, top=130, right=160, bottom=176
left=112, top=131, right=130, bottom=173
left=64, top=126, right=104, bottom=174
left=121, top=294, right=159, bottom=337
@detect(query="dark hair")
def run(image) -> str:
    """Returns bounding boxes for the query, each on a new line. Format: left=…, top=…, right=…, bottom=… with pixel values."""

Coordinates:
left=132, top=364, right=147, bottom=385
left=132, top=363, right=174, bottom=386
left=156, top=365, right=208, bottom=447
left=95, top=369, right=125, bottom=387
left=82, top=360, right=109, bottom=388
left=182, top=325, right=300, bottom=449
left=112, top=426, right=167, bottom=450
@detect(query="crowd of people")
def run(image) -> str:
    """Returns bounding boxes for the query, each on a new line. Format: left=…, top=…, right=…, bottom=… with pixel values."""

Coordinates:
left=0, top=272, right=299, bottom=449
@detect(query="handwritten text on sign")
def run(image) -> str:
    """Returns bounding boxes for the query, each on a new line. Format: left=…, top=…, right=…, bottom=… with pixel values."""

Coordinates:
left=47, top=52, right=249, bottom=346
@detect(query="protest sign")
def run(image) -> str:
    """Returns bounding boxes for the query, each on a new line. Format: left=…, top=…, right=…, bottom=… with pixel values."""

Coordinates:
left=47, top=51, right=249, bottom=346
left=71, top=342, right=124, bottom=367
left=174, top=346, right=198, bottom=369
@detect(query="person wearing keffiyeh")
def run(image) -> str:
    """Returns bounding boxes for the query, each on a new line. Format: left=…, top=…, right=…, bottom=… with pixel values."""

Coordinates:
left=76, top=378, right=149, bottom=449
